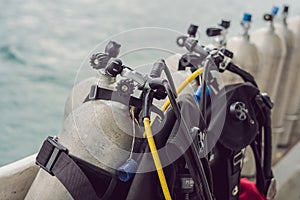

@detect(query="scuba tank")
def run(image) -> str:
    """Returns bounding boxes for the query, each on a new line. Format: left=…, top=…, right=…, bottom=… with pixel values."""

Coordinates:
left=63, top=77, right=97, bottom=119
left=283, top=15, right=300, bottom=144
left=250, top=6, right=282, bottom=99
left=26, top=63, right=134, bottom=199
left=250, top=6, right=283, bottom=160
left=63, top=41, right=121, bottom=119
left=227, top=13, right=259, bottom=82
left=226, top=13, right=260, bottom=178
left=271, top=6, right=295, bottom=147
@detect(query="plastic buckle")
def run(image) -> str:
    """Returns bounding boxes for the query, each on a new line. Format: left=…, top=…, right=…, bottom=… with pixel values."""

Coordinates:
left=261, top=93, right=273, bottom=109
left=233, top=150, right=244, bottom=169
left=266, top=178, right=277, bottom=200
left=89, top=85, right=98, bottom=100
left=218, top=52, right=231, bottom=72
left=36, top=136, right=68, bottom=176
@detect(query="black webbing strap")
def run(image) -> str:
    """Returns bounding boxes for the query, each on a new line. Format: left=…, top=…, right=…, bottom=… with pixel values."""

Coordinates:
left=227, top=62, right=258, bottom=87
left=228, top=150, right=244, bottom=200
left=250, top=95, right=276, bottom=199
left=36, top=137, right=112, bottom=200
left=84, top=85, right=142, bottom=109
left=83, top=85, right=164, bottom=120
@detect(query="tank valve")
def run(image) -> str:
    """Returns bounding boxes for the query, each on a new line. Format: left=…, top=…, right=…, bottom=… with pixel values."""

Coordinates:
left=241, top=13, right=252, bottom=40
left=206, top=19, right=230, bottom=47
left=264, top=6, right=279, bottom=22
left=90, top=41, right=121, bottom=69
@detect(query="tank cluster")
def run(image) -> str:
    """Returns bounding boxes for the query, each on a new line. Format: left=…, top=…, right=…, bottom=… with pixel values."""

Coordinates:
left=26, top=5, right=300, bottom=200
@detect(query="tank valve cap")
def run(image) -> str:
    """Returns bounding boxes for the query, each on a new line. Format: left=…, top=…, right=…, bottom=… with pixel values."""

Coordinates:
left=105, top=41, right=121, bottom=58
left=271, top=6, right=279, bottom=16
left=243, top=13, right=252, bottom=22
left=187, top=24, right=199, bottom=37
left=219, top=19, right=231, bottom=29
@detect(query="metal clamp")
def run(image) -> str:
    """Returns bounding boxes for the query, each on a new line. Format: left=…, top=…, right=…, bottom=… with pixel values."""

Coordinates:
left=36, top=136, right=68, bottom=175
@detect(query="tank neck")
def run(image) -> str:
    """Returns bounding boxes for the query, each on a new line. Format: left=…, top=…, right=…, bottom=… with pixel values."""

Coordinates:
left=268, top=21, right=275, bottom=32
left=96, top=69, right=116, bottom=88
left=241, top=22, right=250, bottom=41
left=213, top=30, right=227, bottom=48
left=282, top=13, right=288, bottom=27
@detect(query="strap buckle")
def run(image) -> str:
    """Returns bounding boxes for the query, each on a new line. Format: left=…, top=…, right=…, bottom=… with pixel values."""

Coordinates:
left=266, top=178, right=277, bottom=200
left=89, top=85, right=98, bottom=100
left=261, top=93, right=273, bottom=109
left=233, top=150, right=244, bottom=169
left=36, top=136, right=68, bottom=175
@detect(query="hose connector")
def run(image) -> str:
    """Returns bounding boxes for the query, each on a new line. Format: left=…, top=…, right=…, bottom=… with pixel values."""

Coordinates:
left=117, top=159, right=138, bottom=182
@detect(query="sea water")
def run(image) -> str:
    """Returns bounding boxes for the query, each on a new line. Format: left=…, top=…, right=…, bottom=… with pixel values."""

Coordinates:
left=0, top=0, right=299, bottom=166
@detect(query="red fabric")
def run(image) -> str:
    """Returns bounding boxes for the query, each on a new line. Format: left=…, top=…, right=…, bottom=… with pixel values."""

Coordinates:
left=239, top=178, right=267, bottom=200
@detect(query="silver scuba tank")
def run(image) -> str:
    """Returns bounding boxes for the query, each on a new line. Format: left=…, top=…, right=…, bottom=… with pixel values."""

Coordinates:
left=272, top=6, right=295, bottom=147
left=250, top=6, right=283, bottom=161
left=226, top=13, right=260, bottom=178
left=227, top=13, right=259, bottom=81
left=25, top=70, right=134, bottom=200
left=283, top=15, right=300, bottom=143
left=250, top=6, right=282, bottom=99
left=63, top=77, right=98, bottom=119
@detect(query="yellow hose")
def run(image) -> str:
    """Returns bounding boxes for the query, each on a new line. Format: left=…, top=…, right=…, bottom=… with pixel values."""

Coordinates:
left=142, top=67, right=204, bottom=199
left=161, top=67, right=204, bottom=111
left=143, top=118, right=172, bottom=200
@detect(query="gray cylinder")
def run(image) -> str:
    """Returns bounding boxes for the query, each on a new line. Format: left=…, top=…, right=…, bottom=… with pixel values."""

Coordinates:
left=283, top=16, right=300, bottom=144
left=250, top=26, right=282, bottom=99
left=63, top=77, right=99, bottom=119
left=25, top=73, right=133, bottom=200
left=250, top=20, right=282, bottom=162
left=227, top=36, right=259, bottom=82
left=226, top=17, right=260, bottom=177
left=272, top=12, right=294, bottom=147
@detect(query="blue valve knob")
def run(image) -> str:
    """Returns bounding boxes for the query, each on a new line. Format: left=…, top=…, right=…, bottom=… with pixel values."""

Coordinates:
left=243, top=13, right=252, bottom=22
left=271, top=6, right=279, bottom=16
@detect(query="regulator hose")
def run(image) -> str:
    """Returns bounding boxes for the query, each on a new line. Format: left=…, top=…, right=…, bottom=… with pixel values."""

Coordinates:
left=143, top=117, right=172, bottom=200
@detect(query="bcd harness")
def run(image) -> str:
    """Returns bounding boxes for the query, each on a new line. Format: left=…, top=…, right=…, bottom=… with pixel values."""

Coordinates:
left=206, top=56, right=276, bottom=200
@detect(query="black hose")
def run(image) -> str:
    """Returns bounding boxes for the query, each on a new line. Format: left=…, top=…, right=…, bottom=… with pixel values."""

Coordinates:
left=163, top=82, right=213, bottom=200
left=150, top=59, right=177, bottom=97
left=263, top=108, right=273, bottom=179
left=226, top=62, right=258, bottom=87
